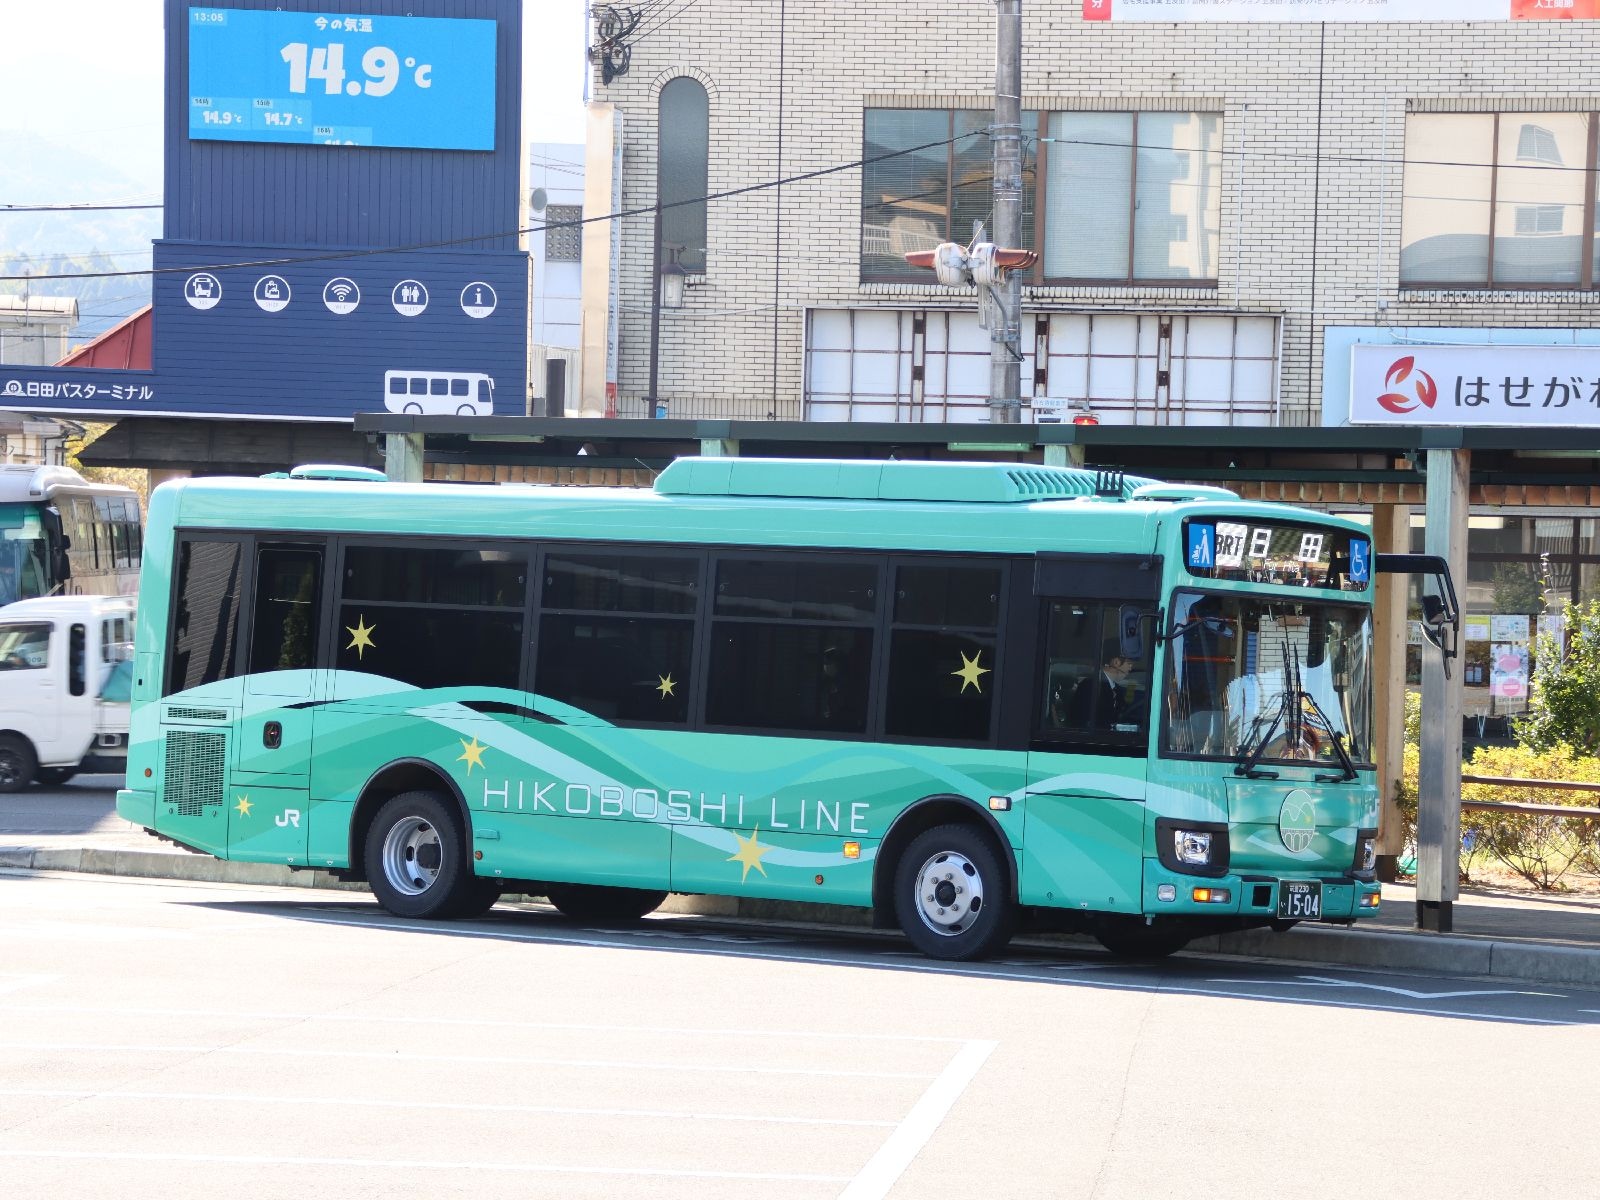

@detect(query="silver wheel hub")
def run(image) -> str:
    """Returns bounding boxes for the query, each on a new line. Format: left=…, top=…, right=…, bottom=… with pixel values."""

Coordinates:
left=382, top=815, right=443, bottom=897
left=912, top=849, right=984, bottom=937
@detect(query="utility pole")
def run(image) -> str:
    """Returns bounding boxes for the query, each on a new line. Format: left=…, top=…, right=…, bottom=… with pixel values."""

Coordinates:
left=901, top=3, right=1036, bottom=405
left=991, top=0, right=1023, bottom=424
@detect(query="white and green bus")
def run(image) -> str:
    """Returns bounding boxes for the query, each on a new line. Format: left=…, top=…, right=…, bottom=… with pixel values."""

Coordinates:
left=116, top=458, right=1453, bottom=960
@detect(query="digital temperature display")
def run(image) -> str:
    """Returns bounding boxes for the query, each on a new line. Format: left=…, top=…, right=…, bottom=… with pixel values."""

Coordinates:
left=187, top=8, right=497, bottom=150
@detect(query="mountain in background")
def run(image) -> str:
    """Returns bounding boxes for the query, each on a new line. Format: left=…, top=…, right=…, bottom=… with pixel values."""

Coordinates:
left=0, top=129, right=161, bottom=350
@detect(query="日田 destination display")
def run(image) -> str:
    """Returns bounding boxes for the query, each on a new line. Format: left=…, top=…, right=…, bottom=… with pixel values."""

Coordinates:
left=187, top=7, right=497, bottom=149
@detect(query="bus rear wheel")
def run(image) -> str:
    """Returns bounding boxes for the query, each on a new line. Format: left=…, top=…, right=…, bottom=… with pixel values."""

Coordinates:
left=364, top=790, right=479, bottom=919
left=0, top=735, right=37, bottom=793
left=894, top=824, right=1015, bottom=961
left=544, top=883, right=667, bottom=923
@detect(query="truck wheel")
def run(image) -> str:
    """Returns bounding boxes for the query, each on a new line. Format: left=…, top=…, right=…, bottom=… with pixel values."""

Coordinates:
left=0, top=735, right=37, bottom=793
left=37, top=767, right=76, bottom=787
left=363, top=790, right=477, bottom=919
left=544, top=883, right=668, bottom=923
left=894, top=823, right=1015, bottom=961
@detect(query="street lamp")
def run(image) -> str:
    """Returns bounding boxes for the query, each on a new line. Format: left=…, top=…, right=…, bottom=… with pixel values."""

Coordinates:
left=659, top=249, right=687, bottom=310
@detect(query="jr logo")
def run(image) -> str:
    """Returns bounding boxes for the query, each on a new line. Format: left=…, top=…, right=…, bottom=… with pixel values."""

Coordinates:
left=275, top=809, right=302, bottom=829
left=1376, top=356, right=1438, bottom=415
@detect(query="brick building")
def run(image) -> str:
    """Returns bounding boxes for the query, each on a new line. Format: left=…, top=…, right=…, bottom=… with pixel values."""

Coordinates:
left=579, top=5, right=1600, bottom=428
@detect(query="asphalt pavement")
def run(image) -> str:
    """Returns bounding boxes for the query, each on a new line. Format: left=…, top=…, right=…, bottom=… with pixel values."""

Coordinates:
left=3, top=777, right=1599, bottom=989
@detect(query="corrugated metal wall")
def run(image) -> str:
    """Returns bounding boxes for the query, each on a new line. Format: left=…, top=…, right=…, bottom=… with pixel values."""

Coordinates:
left=162, top=0, right=522, bottom=251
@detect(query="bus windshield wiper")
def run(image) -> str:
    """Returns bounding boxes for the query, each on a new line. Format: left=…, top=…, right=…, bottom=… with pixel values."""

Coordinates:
left=1300, top=690, right=1358, bottom=783
left=1233, top=694, right=1286, bottom=779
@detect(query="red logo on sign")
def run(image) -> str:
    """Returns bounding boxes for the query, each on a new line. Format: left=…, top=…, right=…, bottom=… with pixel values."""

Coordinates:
left=1376, top=356, right=1437, bottom=415
left=1083, top=0, right=1111, bottom=19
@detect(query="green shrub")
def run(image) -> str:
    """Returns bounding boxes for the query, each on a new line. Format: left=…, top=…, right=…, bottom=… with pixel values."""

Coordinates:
left=1460, top=744, right=1600, bottom=890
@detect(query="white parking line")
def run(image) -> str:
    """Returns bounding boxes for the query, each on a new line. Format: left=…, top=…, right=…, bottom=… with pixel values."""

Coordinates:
left=0, top=1042, right=932, bottom=1081
left=0, top=1003, right=965, bottom=1044
left=0, top=1148, right=850, bottom=1183
left=839, top=1039, right=997, bottom=1200
left=0, top=975, right=55, bottom=995
left=0, top=1088, right=896, bottom=1128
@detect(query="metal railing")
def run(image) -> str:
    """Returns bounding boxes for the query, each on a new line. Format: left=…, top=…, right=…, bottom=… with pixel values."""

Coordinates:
left=1459, top=774, right=1600, bottom=819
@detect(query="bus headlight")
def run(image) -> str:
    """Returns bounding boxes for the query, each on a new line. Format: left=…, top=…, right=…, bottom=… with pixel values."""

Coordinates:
left=1352, top=828, right=1378, bottom=877
left=1175, top=830, right=1214, bottom=867
left=1155, top=818, right=1230, bottom=876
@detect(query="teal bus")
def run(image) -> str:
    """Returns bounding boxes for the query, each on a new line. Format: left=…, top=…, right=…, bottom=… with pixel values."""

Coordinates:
left=116, top=458, right=1451, bottom=960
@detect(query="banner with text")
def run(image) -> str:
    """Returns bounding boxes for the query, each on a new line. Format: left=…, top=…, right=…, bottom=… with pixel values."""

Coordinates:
left=1084, top=0, right=1598, bottom=20
left=1349, top=342, right=1600, bottom=426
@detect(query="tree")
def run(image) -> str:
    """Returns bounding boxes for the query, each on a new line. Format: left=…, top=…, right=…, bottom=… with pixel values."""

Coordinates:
left=1517, top=596, right=1600, bottom=756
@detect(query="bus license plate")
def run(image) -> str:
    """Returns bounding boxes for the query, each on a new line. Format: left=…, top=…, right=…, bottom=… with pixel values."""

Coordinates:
left=1278, top=882, right=1322, bottom=919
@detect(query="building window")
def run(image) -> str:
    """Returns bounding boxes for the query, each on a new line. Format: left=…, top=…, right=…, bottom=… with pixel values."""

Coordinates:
left=861, top=108, right=1216, bottom=285
left=1400, top=112, right=1596, bottom=289
left=860, top=109, right=1037, bottom=282
left=1043, top=111, right=1222, bottom=284
left=658, top=78, right=709, bottom=274
left=544, top=204, right=583, bottom=262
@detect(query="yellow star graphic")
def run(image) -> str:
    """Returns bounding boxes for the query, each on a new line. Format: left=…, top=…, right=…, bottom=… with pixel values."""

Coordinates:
left=952, top=649, right=991, bottom=694
left=234, top=795, right=253, bottom=818
left=727, top=825, right=772, bottom=883
left=656, top=673, right=677, bottom=698
left=457, top=736, right=488, bottom=774
left=346, top=615, right=377, bottom=660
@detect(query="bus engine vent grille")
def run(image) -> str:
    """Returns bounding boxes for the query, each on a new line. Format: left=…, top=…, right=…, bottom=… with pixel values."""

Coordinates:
left=165, top=706, right=229, bottom=723
left=165, top=730, right=227, bottom=817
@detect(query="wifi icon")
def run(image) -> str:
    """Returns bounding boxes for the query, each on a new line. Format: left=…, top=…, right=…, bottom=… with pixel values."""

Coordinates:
left=323, top=277, right=361, bottom=315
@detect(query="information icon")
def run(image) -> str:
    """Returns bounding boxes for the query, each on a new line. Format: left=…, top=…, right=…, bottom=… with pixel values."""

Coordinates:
left=391, top=280, right=429, bottom=317
left=254, top=275, right=291, bottom=313
left=184, top=272, right=223, bottom=311
left=323, top=277, right=361, bottom=315
left=460, top=282, right=497, bottom=319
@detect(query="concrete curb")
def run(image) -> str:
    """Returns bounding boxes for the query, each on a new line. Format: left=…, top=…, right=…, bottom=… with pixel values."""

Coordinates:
left=5, top=845, right=1598, bottom=990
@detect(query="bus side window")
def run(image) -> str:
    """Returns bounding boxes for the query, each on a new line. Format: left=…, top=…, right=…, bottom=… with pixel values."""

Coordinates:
left=450, top=379, right=469, bottom=396
left=1036, top=599, right=1153, bottom=746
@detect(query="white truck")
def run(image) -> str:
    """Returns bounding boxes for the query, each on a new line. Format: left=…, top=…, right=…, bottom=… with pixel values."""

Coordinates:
left=0, top=594, right=134, bottom=790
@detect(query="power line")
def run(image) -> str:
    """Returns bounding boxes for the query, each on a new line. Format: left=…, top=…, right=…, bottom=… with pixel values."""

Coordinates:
left=0, top=203, right=162, bottom=213
left=0, top=129, right=984, bottom=284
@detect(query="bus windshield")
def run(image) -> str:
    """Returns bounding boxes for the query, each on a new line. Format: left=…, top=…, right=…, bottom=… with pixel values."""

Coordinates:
left=0, top=505, right=50, bottom=606
left=1162, top=591, right=1372, bottom=767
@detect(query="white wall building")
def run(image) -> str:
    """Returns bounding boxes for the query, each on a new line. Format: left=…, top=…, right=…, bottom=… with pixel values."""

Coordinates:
left=529, top=141, right=585, bottom=416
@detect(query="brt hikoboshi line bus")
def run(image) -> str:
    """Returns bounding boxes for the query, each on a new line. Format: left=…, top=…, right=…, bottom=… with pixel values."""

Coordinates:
left=116, top=458, right=1457, bottom=960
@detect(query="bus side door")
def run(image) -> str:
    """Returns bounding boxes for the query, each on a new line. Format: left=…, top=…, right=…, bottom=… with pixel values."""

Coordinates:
left=228, top=542, right=326, bottom=865
left=1021, top=574, right=1156, bottom=914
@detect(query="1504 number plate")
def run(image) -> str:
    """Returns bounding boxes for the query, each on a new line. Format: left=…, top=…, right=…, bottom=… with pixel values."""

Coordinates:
left=1278, top=881, right=1322, bottom=919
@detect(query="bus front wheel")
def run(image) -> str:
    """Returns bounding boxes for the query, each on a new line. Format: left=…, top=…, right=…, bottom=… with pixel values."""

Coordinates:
left=0, top=734, right=37, bottom=793
left=364, top=790, right=479, bottom=919
left=894, top=824, right=1015, bottom=961
left=544, top=883, right=668, bottom=923
left=1094, top=919, right=1192, bottom=960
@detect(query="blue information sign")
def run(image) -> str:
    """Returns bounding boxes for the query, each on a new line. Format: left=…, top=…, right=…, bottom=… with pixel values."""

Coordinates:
left=187, top=7, right=496, bottom=150
left=1348, top=538, right=1371, bottom=585
left=1186, top=523, right=1216, bottom=571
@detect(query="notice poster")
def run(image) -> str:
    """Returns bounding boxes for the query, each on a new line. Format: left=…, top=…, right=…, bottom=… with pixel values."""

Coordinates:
left=1084, top=0, right=1600, bottom=20
left=1491, top=614, right=1532, bottom=644
left=1491, top=642, right=1530, bottom=702
left=1464, top=615, right=1491, bottom=642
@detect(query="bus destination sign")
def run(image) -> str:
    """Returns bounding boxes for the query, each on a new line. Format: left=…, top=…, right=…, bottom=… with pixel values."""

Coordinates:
left=1184, top=519, right=1370, bottom=591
